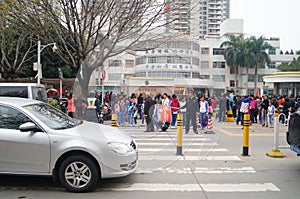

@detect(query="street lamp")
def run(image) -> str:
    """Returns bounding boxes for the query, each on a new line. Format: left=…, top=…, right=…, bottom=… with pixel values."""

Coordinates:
left=36, top=40, right=57, bottom=84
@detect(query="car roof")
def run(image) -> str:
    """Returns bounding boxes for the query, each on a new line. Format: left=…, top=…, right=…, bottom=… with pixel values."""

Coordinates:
left=0, top=97, right=41, bottom=107
left=0, top=83, right=45, bottom=87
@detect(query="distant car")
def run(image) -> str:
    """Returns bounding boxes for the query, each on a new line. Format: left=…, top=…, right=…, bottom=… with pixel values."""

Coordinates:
left=0, top=97, right=138, bottom=192
left=0, top=83, right=47, bottom=102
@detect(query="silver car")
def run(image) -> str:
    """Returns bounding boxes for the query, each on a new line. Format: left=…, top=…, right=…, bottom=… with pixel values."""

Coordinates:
left=0, top=97, right=138, bottom=192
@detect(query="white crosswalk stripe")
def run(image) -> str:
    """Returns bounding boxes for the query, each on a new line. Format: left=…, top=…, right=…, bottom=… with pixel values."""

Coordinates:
left=99, top=183, right=280, bottom=192
left=135, top=167, right=256, bottom=174
left=122, top=129, right=281, bottom=193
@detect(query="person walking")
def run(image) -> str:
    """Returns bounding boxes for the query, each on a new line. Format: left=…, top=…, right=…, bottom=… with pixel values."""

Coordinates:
left=170, top=94, right=180, bottom=128
left=180, top=91, right=199, bottom=134
left=144, top=93, right=156, bottom=132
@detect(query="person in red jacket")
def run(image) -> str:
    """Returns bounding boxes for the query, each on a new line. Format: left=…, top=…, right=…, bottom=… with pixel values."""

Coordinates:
left=67, top=93, right=76, bottom=118
left=170, top=94, right=180, bottom=128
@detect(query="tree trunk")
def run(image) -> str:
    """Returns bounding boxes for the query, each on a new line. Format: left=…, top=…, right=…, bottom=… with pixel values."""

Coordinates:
left=254, top=62, right=258, bottom=95
left=75, top=66, right=94, bottom=99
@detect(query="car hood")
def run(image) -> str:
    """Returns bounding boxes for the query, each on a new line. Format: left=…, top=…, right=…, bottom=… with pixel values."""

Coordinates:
left=73, top=121, right=133, bottom=144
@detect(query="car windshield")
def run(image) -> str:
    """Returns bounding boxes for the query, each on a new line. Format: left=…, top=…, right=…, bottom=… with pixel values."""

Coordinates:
left=23, top=103, right=81, bottom=130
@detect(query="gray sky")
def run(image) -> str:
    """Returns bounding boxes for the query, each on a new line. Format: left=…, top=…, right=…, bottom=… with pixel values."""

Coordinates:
left=230, top=0, right=300, bottom=51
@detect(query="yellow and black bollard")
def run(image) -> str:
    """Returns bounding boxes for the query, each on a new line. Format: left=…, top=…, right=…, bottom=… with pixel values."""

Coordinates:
left=226, top=109, right=234, bottom=122
left=111, top=113, right=118, bottom=127
left=242, top=114, right=250, bottom=156
left=176, top=113, right=183, bottom=155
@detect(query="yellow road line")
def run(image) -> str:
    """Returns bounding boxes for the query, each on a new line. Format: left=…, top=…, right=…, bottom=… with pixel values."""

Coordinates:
left=214, top=127, right=286, bottom=137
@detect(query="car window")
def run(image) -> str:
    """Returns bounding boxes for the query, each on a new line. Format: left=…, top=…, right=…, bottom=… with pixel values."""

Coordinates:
left=31, top=87, right=47, bottom=102
left=0, top=105, right=32, bottom=130
left=0, top=86, right=28, bottom=98
left=23, top=103, right=79, bottom=130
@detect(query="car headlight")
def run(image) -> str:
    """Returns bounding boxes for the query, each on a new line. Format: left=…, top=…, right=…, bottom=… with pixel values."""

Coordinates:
left=107, top=142, right=134, bottom=155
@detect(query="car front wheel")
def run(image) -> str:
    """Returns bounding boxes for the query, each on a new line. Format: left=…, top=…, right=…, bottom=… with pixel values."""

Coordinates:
left=58, top=155, right=99, bottom=192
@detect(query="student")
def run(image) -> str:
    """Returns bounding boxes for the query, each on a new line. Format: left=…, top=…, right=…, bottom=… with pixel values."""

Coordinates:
left=268, top=101, right=275, bottom=128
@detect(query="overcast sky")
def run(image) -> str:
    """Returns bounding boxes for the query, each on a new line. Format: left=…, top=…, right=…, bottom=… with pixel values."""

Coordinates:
left=230, top=0, right=300, bottom=51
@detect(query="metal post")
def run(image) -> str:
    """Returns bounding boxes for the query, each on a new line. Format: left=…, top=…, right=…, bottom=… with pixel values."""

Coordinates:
left=266, top=113, right=286, bottom=158
left=37, top=40, right=41, bottom=84
left=176, top=114, right=183, bottom=155
left=242, top=114, right=250, bottom=156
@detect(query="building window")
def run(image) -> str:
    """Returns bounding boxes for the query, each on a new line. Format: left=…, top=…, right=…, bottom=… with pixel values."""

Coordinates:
left=108, top=60, right=122, bottom=67
left=125, top=60, right=134, bottom=68
left=134, top=72, right=146, bottom=77
left=192, top=57, right=200, bottom=66
left=269, top=48, right=276, bottom=55
left=148, top=57, right=156, bottom=64
left=230, top=80, right=235, bottom=87
left=258, top=75, right=264, bottom=82
left=212, top=48, right=224, bottom=55
left=108, top=73, right=122, bottom=81
left=201, top=47, right=209, bottom=55
left=201, top=61, right=209, bottom=69
left=136, top=57, right=147, bottom=65
left=268, top=62, right=276, bottom=69
left=213, top=61, right=225, bottom=68
left=212, top=75, right=225, bottom=82
left=192, top=72, right=200, bottom=79
left=248, top=74, right=255, bottom=82
left=199, top=75, right=210, bottom=79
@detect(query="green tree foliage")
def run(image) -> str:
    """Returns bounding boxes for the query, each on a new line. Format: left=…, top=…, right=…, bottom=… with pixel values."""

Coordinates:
left=277, top=57, right=300, bottom=71
left=221, top=34, right=271, bottom=93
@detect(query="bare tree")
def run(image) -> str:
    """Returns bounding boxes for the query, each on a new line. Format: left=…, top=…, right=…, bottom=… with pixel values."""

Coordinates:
left=0, top=7, right=35, bottom=80
left=4, top=0, right=177, bottom=97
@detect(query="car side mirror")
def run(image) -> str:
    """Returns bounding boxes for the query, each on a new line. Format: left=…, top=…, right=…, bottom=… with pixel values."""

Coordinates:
left=19, top=122, right=41, bottom=132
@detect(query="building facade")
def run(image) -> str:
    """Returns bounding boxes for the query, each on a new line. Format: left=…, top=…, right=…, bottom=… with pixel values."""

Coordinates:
left=89, top=19, right=299, bottom=97
left=165, top=0, right=230, bottom=38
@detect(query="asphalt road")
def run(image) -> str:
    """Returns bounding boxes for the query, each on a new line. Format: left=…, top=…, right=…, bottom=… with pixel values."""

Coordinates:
left=1, top=119, right=300, bottom=199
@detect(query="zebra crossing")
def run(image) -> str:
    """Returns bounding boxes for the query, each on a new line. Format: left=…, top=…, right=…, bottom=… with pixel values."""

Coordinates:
left=97, top=129, right=281, bottom=194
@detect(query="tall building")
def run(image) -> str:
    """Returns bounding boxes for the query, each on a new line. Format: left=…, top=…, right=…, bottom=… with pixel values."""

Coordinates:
left=198, top=0, right=230, bottom=37
left=166, top=0, right=230, bottom=38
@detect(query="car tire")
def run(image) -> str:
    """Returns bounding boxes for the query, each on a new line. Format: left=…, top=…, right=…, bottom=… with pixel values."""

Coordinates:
left=58, top=155, right=99, bottom=192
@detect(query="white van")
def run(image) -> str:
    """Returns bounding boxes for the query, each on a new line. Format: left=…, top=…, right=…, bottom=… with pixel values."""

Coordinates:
left=0, top=83, right=48, bottom=102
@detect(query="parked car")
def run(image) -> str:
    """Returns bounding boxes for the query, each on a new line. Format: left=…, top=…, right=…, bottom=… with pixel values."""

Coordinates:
left=0, top=83, right=47, bottom=102
left=0, top=97, right=138, bottom=192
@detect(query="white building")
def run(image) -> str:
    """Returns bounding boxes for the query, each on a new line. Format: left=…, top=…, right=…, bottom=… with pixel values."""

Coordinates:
left=89, top=19, right=299, bottom=97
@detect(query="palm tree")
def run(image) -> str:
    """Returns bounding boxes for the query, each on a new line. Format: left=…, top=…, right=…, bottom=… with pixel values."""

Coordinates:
left=241, top=38, right=256, bottom=90
left=220, top=34, right=244, bottom=94
left=249, top=36, right=271, bottom=93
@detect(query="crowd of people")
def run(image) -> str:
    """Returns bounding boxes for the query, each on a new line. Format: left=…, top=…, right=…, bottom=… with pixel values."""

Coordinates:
left=52, top=89, right=300, bottom=132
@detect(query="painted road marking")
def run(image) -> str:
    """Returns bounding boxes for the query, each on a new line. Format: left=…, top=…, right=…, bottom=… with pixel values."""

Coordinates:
left=135, top=167, right=256, bottom=174
left=138, top=148, right=228, bottom=152
left=134, top=138, right=210, bottom=141
left=139, top=155, right=241, bottom=161
left=100, top=183, right=279, bottom=192
left=137, top=143, right=218, bottom=146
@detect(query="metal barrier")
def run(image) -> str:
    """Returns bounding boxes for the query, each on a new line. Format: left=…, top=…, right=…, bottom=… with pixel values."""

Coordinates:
left=266, top=113, right=289, bottom=158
